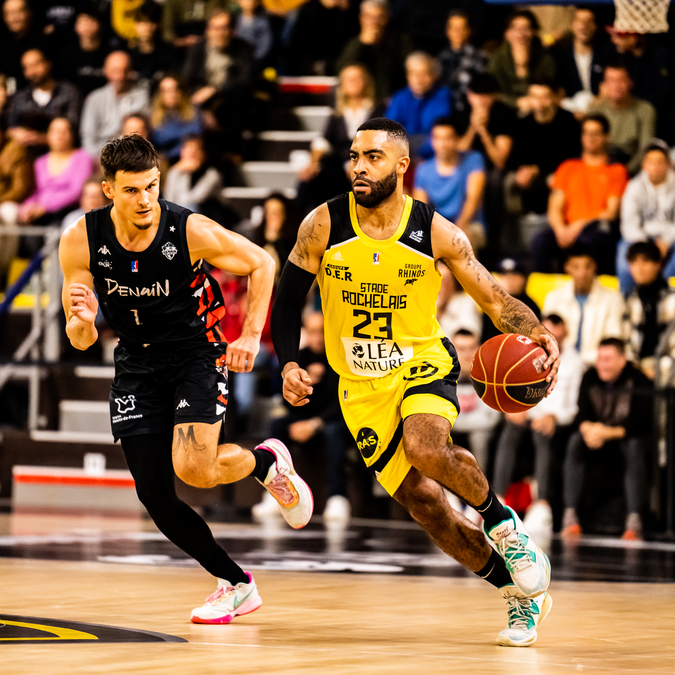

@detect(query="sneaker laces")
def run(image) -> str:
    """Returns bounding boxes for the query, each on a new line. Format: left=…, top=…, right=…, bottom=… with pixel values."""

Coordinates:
left=499, top=532, right=534, bottom=574
left=506, top=596, right=534, bottom=631
left=266, top=467, right=298, bottom=507
left=205, top=584, right=235, bottom=605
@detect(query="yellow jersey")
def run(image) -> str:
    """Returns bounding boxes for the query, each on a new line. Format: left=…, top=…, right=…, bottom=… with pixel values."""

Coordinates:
left=317, top=192, right=445, bottom=380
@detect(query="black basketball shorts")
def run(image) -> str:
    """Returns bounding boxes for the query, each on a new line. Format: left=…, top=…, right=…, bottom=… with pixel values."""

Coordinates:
left=109, top=341, right=229, bottom=441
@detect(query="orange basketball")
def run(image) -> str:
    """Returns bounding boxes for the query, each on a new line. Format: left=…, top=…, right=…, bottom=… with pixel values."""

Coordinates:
left=470, top=333, right=551, bottom=413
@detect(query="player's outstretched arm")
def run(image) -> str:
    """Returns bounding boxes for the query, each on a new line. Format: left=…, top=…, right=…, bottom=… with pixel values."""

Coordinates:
left=59, top=217, right=99, bottom=351
left=273, top=204, right=331, bottom=406
left=187, top=213, right=275, bottom=373
left=431, top=212, right=560, bottom=391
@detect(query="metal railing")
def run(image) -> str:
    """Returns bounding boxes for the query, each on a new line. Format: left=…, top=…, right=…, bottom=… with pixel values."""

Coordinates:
left=0, top=226, right=62, bottom=430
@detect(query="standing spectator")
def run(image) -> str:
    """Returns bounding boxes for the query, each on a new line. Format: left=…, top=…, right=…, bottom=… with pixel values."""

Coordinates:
left=286, top=0, right=358, bottom=76
left=150, top=75, right=202, bottom=161
left=588, top=61, right=656, bottom=174
left=487, top=9, right=556, bottom=114
left=507, top=78, right=581, bottom=218
left=0, top=0, right=46, bottom=86
left=336, top=0, right=413, bottom=101
left=492, top=314, right=583, bottom=539
left=161, top=0, right=227, bottom=49
left=437, top=10, right=487, bottom=114
left=128, top=1, right=175, bottom=89
left=58, top=6, right=109, bottom=96
left=562, top=338, right=653, bottom=539
left=182, top=9, right=254, bottom=156
left=385, top=52, right=452, bottom=159
left=234, top=0, right=274, bottom=66
left=624, top=241, right=675, bottom=379
left=542, top=246, right=626, bottom=365
left=552, top=7, right=607, bottom=116
left=482, top=258, right=540, bottom=343
left=8, top=48, right=80, bottom=149
left=80, top=51, right=150, bottom=158
left=617, top=140, right=675, bottom=293
left=532, top=114, right=628, bottom=273
left=19, top=117, right=92, bottom=224
left=413, top=117, right=485, bottom=249
left=322, top=64, right=384, bottom=166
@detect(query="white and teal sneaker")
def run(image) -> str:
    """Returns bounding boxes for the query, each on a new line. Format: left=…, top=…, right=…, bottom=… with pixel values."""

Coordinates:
left=191, top=572, right=262, bottom=624
left=497, top=584, right=553, bottom=647
left=485, top=505, right=551, bottom=596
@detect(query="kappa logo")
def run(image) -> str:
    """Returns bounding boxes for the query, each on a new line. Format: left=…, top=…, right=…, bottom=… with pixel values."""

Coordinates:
left=176, top=399, right=190, bottom=409
left=331, top=250, right=343, bottom=261
left=114, top=395, right=136, bottom=414
left=98, top=245, right=111, bottom=255
left=356, top=427, right=379, bottom=459
left=162, top=241, right=178, bottom=260
left=409, top=230, right=424, bottom=243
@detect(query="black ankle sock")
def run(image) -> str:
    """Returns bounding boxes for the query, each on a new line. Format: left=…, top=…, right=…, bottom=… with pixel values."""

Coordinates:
left=474, top=487, right=512, bottom=531
left=475, top=549, right=512, bottom=589
left=250, top=447, right=276, bottom=482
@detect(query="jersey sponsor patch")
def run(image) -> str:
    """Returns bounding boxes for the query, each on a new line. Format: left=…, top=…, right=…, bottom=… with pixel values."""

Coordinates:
left=356, top=427, right=379, bottom=458
left=409, top=230, right=424, bottom=243
left=162, top=241, right=178, bottom=260
left=342, top=337, right=413, bottom=377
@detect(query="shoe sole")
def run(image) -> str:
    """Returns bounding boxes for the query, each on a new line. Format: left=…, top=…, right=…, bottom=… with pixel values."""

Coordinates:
left=259, top=438, right=314, bottom=529
left=190, top=596, right=263, bottom=624
left=496, top=593, right=553, bottom=648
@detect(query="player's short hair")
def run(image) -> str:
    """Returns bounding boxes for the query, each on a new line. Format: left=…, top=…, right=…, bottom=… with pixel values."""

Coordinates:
left=598, top=337, right=626, bottom=353
left=356, top=118, right=409, bottom=150
left=543, top=313, right=565, bottom=328
left=627, top=240, right=662, bottom=263
left=432, top=116, right=458, bottom=133
left=581, top=113, right=610, bottom=135
left=100, top=134, right=160, bottom=182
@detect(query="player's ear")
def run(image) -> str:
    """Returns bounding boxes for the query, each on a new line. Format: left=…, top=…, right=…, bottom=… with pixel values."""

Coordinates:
left=101, top=180, right=114, bottom=200
left=397, top=155, right=410, bottom=175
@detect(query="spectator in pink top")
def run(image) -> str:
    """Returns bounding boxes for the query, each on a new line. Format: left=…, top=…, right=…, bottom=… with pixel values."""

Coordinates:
left=19, top=117, right=93, bottom=224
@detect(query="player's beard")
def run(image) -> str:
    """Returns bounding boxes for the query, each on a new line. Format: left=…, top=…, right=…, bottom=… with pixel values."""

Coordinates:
left=352, top=169, right=398, bottom=208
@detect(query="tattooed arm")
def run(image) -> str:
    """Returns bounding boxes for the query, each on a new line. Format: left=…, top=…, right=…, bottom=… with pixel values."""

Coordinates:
left=431, top=212, right=560, bottom=392
left=287, top=203, right=331, bottom=273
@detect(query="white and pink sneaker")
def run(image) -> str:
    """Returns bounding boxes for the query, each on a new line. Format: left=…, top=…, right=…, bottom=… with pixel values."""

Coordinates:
left=190, top=572, right=262, bottom=624
left=255, top=438, right=314, bottom=529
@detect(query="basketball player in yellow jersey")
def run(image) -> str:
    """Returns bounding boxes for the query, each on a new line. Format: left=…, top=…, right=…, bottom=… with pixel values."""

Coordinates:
left=271, top=119, right=561, bottom=647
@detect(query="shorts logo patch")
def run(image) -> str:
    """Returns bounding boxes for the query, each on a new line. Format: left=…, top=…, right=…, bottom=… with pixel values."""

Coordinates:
left=403, top=362, right=439, bottom=381
left=215, top=354, right=227, bottom=374
left=162, top=241, right=178, bottom=260
left=114, top=395, right=136, bottom=414
left=356, top=427, right=379, bottom=459
left=176, top=399, right=190, bottom=409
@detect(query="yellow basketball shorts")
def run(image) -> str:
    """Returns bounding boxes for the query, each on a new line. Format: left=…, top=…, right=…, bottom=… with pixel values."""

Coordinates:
left=339, top=337, right=461, bottom=497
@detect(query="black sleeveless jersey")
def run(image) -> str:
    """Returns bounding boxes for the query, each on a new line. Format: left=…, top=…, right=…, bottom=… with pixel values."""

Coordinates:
left=86, top=199, right=226, bottom=347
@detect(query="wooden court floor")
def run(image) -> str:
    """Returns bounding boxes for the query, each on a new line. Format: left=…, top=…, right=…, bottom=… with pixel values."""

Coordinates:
left=1, top=555, right=675, bottom=675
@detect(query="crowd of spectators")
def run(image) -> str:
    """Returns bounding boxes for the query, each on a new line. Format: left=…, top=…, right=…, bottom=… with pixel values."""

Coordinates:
left=1, top=0, right=675, bottom=532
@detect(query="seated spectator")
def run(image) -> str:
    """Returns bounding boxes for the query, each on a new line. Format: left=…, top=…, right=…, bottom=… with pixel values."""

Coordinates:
left=129, top=1, right=175, bottom=89
left=182, top=9, right=254, bottom=156
left=413, top=117, right=485, bottom=249
left=336, top=0, right=413, bottom=101
left=8, top=48, right=80, bottom=150
left=532, top=114, right=628, bottom=274
left=617, top=140, right=675, bottom=293
left=322, top=64, right=384, bottom=166
left=437, top=10, right=488, bottom=114
left=624, top=241, right=675, bottom=379
left=161, top=0, right=227, bottom=49
left=18, top=117, right=93, bottom=225
left=482, top=258, right=540, bottom=343
left=436, top=267, right=481, bottom=338
left=552, top=7, right=607, bottom=116
left=507, top=78, right=581, bottom=217
left=252, top=312, right=353, bottom=523
left=542, top=246, right=626, bottom=365
left=251, top=193, right=296, bottom=279
left=163, top=134, right=224, bottom=218
left=385, top=52, right=452, bottom=159
left=58, top=6, right=109, bottom=96
left=0, top=0, right=46, bottom=86
left=492, top=314, right=583, bottom=539
left=451, top=328, right=502, bottom=472
left=119, top=112, right=151, bottom=138
left=150, top=76, right=203, bottom=162
left=487, top=9, right=556, bottom=114
left=588, top=61, right=656, bottom=174
left=61, top=178, right=109, bottom=230
left=562, top=337, right=652, bottom=539
left=286, top=0, right=358, bottom=76
left=0, top=75, right=10, bottom=127
left=234, top=0, right=274, bottom=66
left=80, top=51, right=150, bottom=158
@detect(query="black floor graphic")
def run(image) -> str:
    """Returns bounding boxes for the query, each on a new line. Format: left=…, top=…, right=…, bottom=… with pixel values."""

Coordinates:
left=0, top=615, right=186, bottom=644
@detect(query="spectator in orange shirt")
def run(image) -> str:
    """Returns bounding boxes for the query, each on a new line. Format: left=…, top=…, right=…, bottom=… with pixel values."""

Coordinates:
left=531, top=113, right=628, bottom=274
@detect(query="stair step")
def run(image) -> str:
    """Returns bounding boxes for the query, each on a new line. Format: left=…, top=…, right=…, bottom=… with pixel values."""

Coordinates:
left=239, top=161, right=298, bottom=190
left=58, top=400, right=112, bottom=436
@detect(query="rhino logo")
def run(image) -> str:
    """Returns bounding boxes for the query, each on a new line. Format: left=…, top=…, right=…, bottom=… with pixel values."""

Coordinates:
left=404, top=278, right=418, bottom=286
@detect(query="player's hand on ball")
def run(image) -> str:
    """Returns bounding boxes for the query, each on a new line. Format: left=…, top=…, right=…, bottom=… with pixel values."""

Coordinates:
left=536, top=331, right=560, bottom=395
left=69, top=283, right=98, bottom=324
left=226, top=335, right=259, bottom=372
left=282, top=364, right=313, bottom=407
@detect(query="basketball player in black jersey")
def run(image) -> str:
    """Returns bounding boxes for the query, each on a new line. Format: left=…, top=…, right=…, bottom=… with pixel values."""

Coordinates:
left=59, top=135, right=314, bottom=624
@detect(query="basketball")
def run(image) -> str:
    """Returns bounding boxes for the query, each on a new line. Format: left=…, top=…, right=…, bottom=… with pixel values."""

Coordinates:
left=470, top=333, right=551, bottom=413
